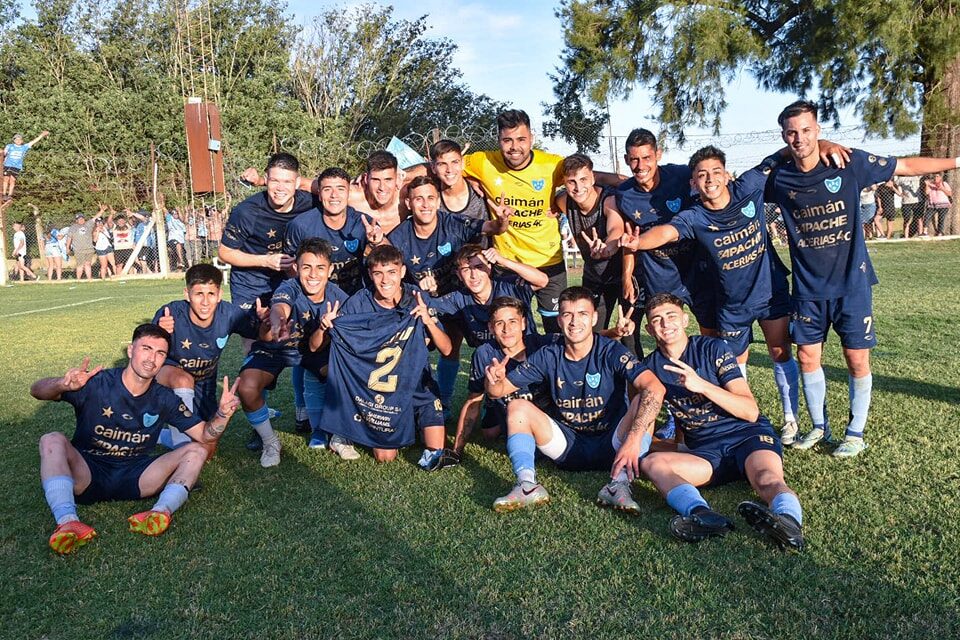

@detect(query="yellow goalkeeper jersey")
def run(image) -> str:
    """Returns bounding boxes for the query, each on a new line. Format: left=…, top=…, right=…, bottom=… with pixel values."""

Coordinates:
left=463, top=149, right=565, bottom=268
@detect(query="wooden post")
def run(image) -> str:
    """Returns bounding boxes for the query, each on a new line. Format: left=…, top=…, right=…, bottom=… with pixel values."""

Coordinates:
left=30, top=204, right=45, bottom=271
left=0, top=200, right=8, bottom=286
left=152, top=143, right=170, bottom=276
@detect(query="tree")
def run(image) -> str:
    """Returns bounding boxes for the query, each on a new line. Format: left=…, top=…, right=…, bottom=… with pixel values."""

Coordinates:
left=556, top=0, right=960, bottom=231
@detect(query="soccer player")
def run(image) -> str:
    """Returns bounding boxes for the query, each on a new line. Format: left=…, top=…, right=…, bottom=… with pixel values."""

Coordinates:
left=152, top=264, right=264, bottom=454
left=322, top=245, right=452, bottom=464
left=619, top=146, right=801, bottom=441
left=236, top=238, right=348, bottom=467
left=31, top=324, right=241, bottom=554
left=485, top=286, right=665, bottom=513
left=767, top=100, right=960, bottom=457
left=2, top=130, right=48, bottom=200
left=347, top=150, right=407, bottom=234
left=430, top=139, right=489, bottom=221
left=638, top=293, right=805, bottom=551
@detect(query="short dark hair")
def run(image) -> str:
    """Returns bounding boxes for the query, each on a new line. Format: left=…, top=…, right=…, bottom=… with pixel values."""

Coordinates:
left=558, top=286, right=596, bottom=310
left=777, top=100, right=818, bottom=128
left=625, top=128, right=658, bottom=152
left=318, top=166, right=350, bottom=184
left=407, top=175, right=440, bottom=194
left=497, top=109, right=531, bottom=133
left=366, top=244, right=404, bottom=268
left=132, top=323, right=172, bottom=351
left=367, top=150, right=398, bottom=173
left=489, top=296, right=527, bottom=319
left=688, top=145, right=726, bottom=172
left=644, top=292, right=686, bottom=317
left=185, top=263, right=222, bottom=288
left=454, top=243, right=485, bottom=266
left=430, top=139, right=462, bottom=159
left=297, top=237, right=333, bottom=262
left=562, top=153, right=594, bottom=176
left=265, top=152, right=300, bottom=174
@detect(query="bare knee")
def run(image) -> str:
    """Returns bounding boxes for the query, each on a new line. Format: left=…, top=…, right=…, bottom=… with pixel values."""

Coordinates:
left=237, top=376, right=263, bottom=408
left=167, top=367, right=195, bottom=389
left=796, top=346, right=821, bottom=371
left=373, top=448, right=397, bottom=463
left=180, top=442, right=209, bottom=465
left=39, top=432, right=69, bottom=456
left=505, top=399, right=537, bottom=432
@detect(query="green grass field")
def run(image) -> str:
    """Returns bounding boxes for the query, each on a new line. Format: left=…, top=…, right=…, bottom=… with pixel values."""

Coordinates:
left=2, top=241, right=959, bottom=639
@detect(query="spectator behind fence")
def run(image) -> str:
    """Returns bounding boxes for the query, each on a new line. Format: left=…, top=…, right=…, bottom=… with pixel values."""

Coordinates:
left=876, top=180, right=902, bottom=239
left=165, top=208, right=187, bottom=270
left=925, top=173, right=952, bottom=236
left=65, top=212, right=96, bottom=281
left=93, top=217, right=115, bottom=279
left=896, top=175, right=923, bottom=238
left=44, top=226, right=63, bottom=280
left=12, top=220, right=38, bottom=281
left=111, top=211, right=136, bottom=273
left=131, top=209, right=156, bottom=273
left=859, top=185, right=879, bottom=240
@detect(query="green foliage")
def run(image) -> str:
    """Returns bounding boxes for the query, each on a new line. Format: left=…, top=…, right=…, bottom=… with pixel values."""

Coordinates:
left=556, top=1, right=960, bottom=145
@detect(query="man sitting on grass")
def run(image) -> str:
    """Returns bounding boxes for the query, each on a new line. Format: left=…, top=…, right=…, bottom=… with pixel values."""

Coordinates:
left=30, top=324, right=241, bottom=554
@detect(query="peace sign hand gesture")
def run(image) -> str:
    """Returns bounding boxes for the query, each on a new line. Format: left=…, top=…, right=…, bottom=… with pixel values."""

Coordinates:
left=361, top=214, right=384, bottom=245
left=619, top=222, right=643, bottom=251
left=662, top=358, right=709, bottom=394
left=581, top=228, right=611, bottom=260
left=320, top=300, right=341, bottom=331
left=484, top=356, right=508, bottom=386
left=62, top=357, right=103, bottom=392
left=612, top=304, right=636, bottom=338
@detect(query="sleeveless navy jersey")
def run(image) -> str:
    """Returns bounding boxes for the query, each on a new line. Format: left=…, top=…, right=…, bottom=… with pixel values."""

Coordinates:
left=507, top=334, right=646, bottom=434
left=645, top=336, right=772, bottom=448
left=671, top=168, right=789, bottom=312
left=387, top=212, right=485, bottom=296
left=283, top=206, right=368, bottom=294
left=220, top=190, right=317, bottom=303
left=564, top=187, right=622, bottom=286
left=250, top=278, right=347, bottom=371
left=766, top=149, right=895, bottom=300
left=323, top=286, right=433, bottom=448
left=614, top=165, right=698, bottom=297
left=433, top=278, right=537, bottom=348
left=62, top=368, right=201, bottom=460
left=439, top=185, right=488, bottom=222
left=152, top=300, right=259, bottom=383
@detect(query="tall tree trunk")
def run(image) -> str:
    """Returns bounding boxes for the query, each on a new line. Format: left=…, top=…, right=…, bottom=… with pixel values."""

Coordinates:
left=920, top=53, right=960, bottom=235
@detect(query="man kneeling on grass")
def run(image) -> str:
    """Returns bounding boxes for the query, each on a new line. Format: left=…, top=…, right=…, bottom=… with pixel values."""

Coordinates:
left=31, top=324, right=240, bottom=554
left=639, top=293, right=805, bottom=551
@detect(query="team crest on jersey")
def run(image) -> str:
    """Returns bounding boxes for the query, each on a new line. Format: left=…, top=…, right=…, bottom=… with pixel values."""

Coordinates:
left=741, top=201, right=757, bottom=218
left=216, top=336, right=229, bottom=349
left=666, top=198, right=681, bottom=213
left=143, top=413, right=159, bottom=427
left=437, top=242, right=452, bottom=256
left=344, top=238, right=359, bottom=253
left=531, top=179, right=545, bottom=191
left=374, top=394, right=385, bottom=405
left=824, top=176, right=842, bottom=193
left=585, top=372, right=601, bottom=389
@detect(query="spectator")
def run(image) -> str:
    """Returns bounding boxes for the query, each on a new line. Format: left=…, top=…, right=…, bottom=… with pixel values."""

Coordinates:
left=110, top=210, right=136, bottom=273
left=2, top=131, right=49, bottom=200
left=196, top=208, right=210, bottom=260
left=184, top=207, right=198, bottom=266
left=93, top=217, right=115, bottom=279
left=165, top=208, right=187, bottom=270
left=131, top=209, right=156, bottom=273
left=206, top=205, right=223, bottom=256
left=11, top=220, right=38, bottom=281
left=859, top=185, right=879, bottom=239
left=44, top=226, right=63, bottom=280
left=925, top=172, right=952, bottom=236
left=65, top=212, right=96, bottom=281
left=896, top=175, right=923, bottom=238
left=876, top=180, right=902, bottom=239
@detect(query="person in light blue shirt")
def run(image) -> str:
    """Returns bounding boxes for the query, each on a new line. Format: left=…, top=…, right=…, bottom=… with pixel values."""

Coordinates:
left=2, top=130, right=48, bottom=200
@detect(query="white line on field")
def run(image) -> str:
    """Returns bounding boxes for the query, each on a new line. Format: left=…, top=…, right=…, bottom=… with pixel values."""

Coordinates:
left=0, top=297, right=115, bottom=319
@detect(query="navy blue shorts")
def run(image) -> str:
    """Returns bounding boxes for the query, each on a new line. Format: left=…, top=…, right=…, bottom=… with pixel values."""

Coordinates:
left=717, top=288, right=792, bottom=355
left=233, top=290, right=273, bottom=312
left=414, top=373, right=445, bottom=429
left=240, top=348, right=300, bottom=388
left=687, top=424, right=782, bottom=487
left=792, top=286, right=875, bottom=349
left=194, top=377, right=219, bottom=421
left=550, top=420, right=617, bottom=472
left=76, top=452, right=157, bottom=504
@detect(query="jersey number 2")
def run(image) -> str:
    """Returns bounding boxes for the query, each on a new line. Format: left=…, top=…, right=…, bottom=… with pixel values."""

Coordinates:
left=368, top=347, right=402, bottom=392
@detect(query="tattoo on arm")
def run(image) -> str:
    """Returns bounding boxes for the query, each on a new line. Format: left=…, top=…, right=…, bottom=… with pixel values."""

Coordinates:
left=630, top=389, right=661, bottom=434
left=203, top=419, right=228, bottom=441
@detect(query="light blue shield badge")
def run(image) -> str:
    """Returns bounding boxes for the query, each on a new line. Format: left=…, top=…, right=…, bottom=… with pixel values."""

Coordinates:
left=531, top=179, right=545, bottom=191
left=216, top=336, right=229, bottom=349
left=741, top=201, right=757, bottom=218
left=824, top=176, right=842, bottom=193
left=143, top=413, right=159, bottom=428
left=666, top=198, right=681, bottom=213
left=344, top=238, right=359, bottom=253
left=585, top=372, right=601, bottom=389
left=437, top=242, right=452, bottom=256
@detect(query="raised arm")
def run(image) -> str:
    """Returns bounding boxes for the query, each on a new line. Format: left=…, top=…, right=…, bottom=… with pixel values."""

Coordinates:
left=619, top=221, right=680, bottom=252
left=183, top=376, right=241, bottom=444
left=481, top=247, right=548, bottom=290
left=27, top=131, right=50, bottom=148
left=896, top=157, right=960, bottom=177
left=217, top=244, right=294, bottom=272
left=30, top=357, right=103, bottom=401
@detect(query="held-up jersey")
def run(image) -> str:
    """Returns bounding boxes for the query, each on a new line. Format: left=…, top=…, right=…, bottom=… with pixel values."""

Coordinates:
left=62, top=368, right=201, bottom=460
left=152, top=300, right=259, bottom=383
left=645, top=336, right=770, bottom=449
left=565, top=187, right=622, bottom=287
left=323, top=285, right=433, bottom=448
left=671, top=168, right=789, bottom=312
left=387, top=212, right=485, bottom=296
left=766, top=149, right=896, bottom=300
left=283, top=207, right=368, bottom=294
left=507, top=335, right=646, bottom=434
left=615, top=165, right=698, bottom=298
left=463, top=149, right=565, bottom=268
left=220, top=190, right=316, bottom=304
left=433, top=278, right=537, bottom=348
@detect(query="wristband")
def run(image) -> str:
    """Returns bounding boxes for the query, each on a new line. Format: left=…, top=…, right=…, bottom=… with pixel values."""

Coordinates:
left=215, top=409, right=228, bottom=420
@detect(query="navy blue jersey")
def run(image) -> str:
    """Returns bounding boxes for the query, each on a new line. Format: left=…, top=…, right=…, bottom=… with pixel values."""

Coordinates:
left=469, top=332, right=557, bottom=398
left=766, top=149, right=895, bottom=300
left=220, top=190, right=316, bottom=303
left=251, top=279, right=347, bottom=371
left=433, top=278, right=537, bottom=348
left=283, top=207, right=368, bottom=294
left=671, top=168, right=789, bottom=311
left=152, top=300, right=259, bottom=383
left=645, top=336, right=763, bottom=449
left=323, top=288, right=433, bottom=448
left=507, top=335, right=646, bottom=434
left=387, top=212, right=485, bottom=296
left=565, top=187, right=621, bottom=286
left=62, top=368, right=201, bottom=460
left=615, top=164, right=698, bottom=297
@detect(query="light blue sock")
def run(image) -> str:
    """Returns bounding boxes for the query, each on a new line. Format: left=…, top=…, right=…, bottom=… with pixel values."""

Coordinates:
left=436, top=356, right=460, bottom=407
left=666, top=483, right=709, bottom=516
left=151, top=483, right=189, bottom=515
left=801, top=367, right=829, bottom=433
left=292, top=365, right=305, bottom=413
left=773, top=358, right=799, bottom=422
left=244, top=405, right=276, bottom=442
left=770, top=492, right=803, bottom=526
left=42, top=475, right=78, bottom=525
left=738, top=363, right=748, bottom=379
left=847, top=374, right=872, bottom=438
left=507, top=433, right=536, bottom=484
left=303, top=371, right=328, bottom=440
